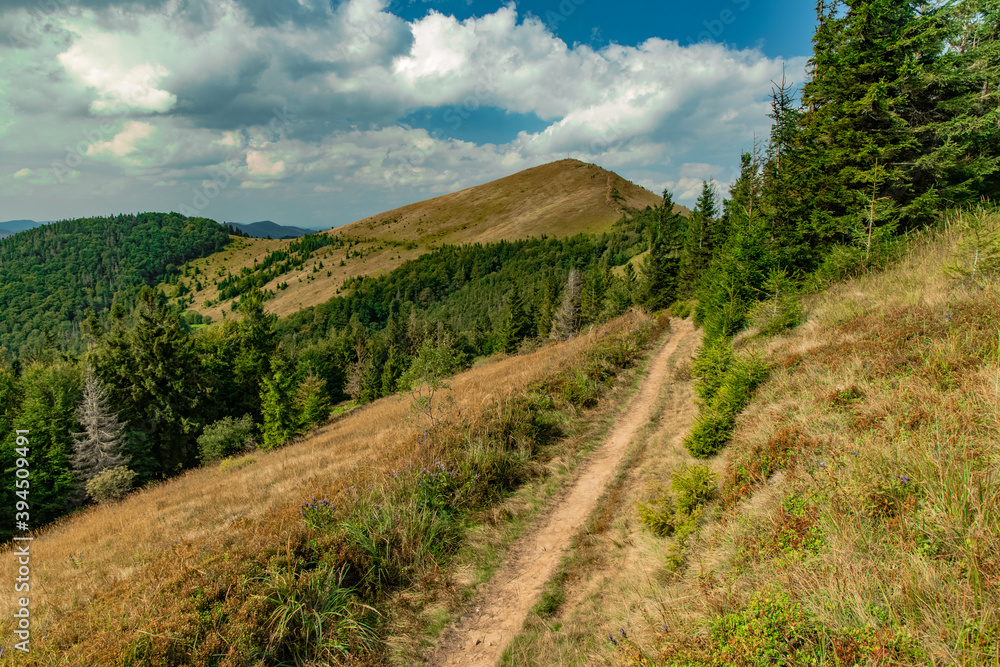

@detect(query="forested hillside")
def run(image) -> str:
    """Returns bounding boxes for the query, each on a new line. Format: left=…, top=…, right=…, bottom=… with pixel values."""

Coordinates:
left=683, top=0, right=998, bottom=344
left=0, top=213, right=232, bottom=357
left=0, top=195, right=685, bottom=542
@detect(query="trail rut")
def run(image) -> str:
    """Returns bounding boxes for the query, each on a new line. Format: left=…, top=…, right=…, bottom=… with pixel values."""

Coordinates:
left=427, top=319, right=694, bottom=667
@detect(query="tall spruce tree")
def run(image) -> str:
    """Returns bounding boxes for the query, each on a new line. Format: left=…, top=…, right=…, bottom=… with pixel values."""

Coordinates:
left=642, top=189, right=686, bottom=310
left=497, top=290, right=531, bottom=353
left=797, top=0, right=949, bottom=249
left=14, top=360, right=81, bottom=523
left=678, top=181, right=719, bottom=297
left=94, top=287, right=203, bottom=480
left=695, top=152, right=773, bottom=338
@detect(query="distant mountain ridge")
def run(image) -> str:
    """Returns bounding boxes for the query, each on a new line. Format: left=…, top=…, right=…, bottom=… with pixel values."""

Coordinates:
left=227, top=220, right=320, bottom=239
left=0, top=219, right=47, bottom=237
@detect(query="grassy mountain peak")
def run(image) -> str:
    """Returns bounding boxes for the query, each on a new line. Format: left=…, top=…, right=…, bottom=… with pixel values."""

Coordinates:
left=172, top=159, right=671, bottom=320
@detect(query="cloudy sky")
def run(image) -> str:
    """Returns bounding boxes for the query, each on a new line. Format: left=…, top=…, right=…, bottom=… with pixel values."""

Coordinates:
left=0, top=0, right=815, bottom=229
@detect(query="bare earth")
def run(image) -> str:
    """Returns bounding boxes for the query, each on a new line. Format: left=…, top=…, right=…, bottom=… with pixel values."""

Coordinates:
left=427, top=318, right=695, bottom=667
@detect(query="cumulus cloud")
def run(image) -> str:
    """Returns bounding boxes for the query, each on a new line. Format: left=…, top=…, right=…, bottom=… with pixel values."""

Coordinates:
left=86, top=121, right=160, bottom=165
left=0, top=0, right=809, bottom=224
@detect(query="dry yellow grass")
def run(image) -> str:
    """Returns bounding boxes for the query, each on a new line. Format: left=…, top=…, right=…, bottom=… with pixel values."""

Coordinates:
left=162, top=159, right=672, bottom=321
left=0, top=311, right=655, bottom=663
left=332, top=159, right=671, bottom=246
left=496, top=210, right=1000, bottom=667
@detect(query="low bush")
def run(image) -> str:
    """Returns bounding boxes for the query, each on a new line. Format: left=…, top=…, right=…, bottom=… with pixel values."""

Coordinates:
left=669, top=300, right=692, bottom=319
left=86, top=466, right=137, bottom=503
left=198, top=414, right=255, bottom=464
left=691, top=337, right=735, bottom=403
left=637, top=465, right=716, bottom=538
left=685, top=353, right=769, bottom=458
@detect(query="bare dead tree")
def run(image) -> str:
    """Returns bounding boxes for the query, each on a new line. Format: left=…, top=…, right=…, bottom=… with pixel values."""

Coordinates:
left=71, top=365, right=129, bottom=495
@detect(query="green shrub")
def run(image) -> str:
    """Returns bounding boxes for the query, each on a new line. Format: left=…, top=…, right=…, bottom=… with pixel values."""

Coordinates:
left=749, top=269, right=804, bottom=335
left=671, top=464, right=717, bottom=514
left=86, top=466, right=137, bottom=503
left=691, top=337, right=735, bottom=402
left=669, top=300, right=692, bottom=319
left=685, top=353, right=769, bottom=457
left=637, top=486, right=678, bottom=537
left=684, top=406, right=735, bottom=457
left=198, top=414, right=255, bottom=464
left=638, top=465, right=716, bottom=537
left=714, top=354, right=769, bottom=415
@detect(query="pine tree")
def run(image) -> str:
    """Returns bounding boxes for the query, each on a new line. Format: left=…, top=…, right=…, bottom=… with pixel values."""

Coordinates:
left=677, top=181, right=719, bottom=297
left=261, top=368, right=298, bottom=449
left=695, top=153, right=773, bottom=338
left=581, top=263, right=609, bottom=324
left=14, top=360, right=81, bottom=521
left=296, top=374, right=331, bottom=430
left=94, top=287, right=203, bottom=479
left=762, top=70, right=809, bottom=270
left=797, top=0, right=949, bottom=248
left=642, top=190, right=686, bottom=310
left=923, top=0, right=1000, bottom=203
left=71, top=366, right=129, bottom=497
left=550, top=268, right=583, bottom=341
left=497, top=290, right=531, bottom=353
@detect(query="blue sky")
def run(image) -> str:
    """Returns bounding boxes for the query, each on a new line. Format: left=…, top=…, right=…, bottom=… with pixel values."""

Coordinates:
left=0, top=0, right=816, bottom=229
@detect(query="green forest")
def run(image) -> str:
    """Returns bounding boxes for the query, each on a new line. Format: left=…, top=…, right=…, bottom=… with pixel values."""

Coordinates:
left=0, top=0, right=997, bottom=546
left=0, top=213, right=234, bottom=358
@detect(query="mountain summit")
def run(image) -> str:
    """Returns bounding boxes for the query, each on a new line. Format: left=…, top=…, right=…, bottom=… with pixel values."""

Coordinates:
left=331, top=158, right=672, bottom=245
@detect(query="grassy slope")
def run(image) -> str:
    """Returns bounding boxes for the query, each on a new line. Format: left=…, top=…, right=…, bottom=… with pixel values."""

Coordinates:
left=0, top=310, right=665, bottom=665
left=500, top=211, right=1000, bottom=666
left=167, top=159, right=670, bottom=320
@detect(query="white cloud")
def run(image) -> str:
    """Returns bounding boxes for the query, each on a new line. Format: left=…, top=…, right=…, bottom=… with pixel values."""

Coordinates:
left=58, top=32, right=177, bottom=115
left=246, top=150, right=286, bottom=177
left=86, top=121, right=160, bottom=165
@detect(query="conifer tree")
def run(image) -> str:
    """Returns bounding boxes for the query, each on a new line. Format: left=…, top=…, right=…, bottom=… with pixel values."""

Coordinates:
left=94, top=287, right=203, bottom=479
left=71, top=365, right=129, bottom=492
left=550, top=268, right=583, bottom=341
left=15, top=361, right=81, bottom=521
left=642, top=190, right=685, bottom=310
left=678, top=181, right=719, bottom=297
left=797, top=0, right=948, bottom=247
left=497, top=290, right=531, bottom=353
left=296, top=374, right=331, bottom=430
left=261, top=366, right=298, bottom=448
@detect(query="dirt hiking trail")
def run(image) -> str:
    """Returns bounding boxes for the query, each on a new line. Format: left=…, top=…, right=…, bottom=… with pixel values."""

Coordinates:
left=427, top=319, right=695, bottom=667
